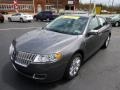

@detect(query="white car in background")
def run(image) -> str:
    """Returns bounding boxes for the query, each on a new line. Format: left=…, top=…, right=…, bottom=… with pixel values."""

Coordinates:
left=8, top=13, right=33, bottom=22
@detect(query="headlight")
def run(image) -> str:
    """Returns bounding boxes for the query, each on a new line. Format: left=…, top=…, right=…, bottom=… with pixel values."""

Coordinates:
left=9, top=44, right=14, bottom=55
left=34, top=52, right=62, bottom=63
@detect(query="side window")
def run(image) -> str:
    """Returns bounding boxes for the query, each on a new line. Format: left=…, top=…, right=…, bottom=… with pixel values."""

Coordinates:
left=88, top=17, right=100, bottom=30
left=98, top=17, right=106, bottom=26
left=45, top=12, right=51, bottom=16
left=15, top=13, right=21, bottom=16
left=17, top=14, right=21, bottom=16
left=12, top=14, right=17, bottom=16
left=38, top=12, right=42, bottom=16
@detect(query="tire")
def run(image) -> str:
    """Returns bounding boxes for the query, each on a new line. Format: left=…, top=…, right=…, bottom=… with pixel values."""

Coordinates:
left=8, top=18, right=12, bottom=22
left=33, top=17, right=37, bottom=21
left=28, top=20, right=31, bottom=22
left=20, top=18, right=24, bottom=23
left=1, top=20, right=4, bottom=23
left=64, top=53, right=82, bottom=80
left=39, top=18, right=43, bottom=22
left=115, top=22, right=119, bottom=27
left=102, top=35, right=111, bottom=49
left=0, top=20, right=4, bottom=23
left=46, top=18, right=50, bottom=22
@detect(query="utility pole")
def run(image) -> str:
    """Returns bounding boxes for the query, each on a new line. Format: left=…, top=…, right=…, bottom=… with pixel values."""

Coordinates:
left=89, top=0, right=92, bottom=14
left=56, top=0, right=58, bottom=13
left=111, top=0, right=114, bottom=13
left=108, top=0, right=111, bottom=6
left=33, top=0, right=35, bottom=14
left=112, top=0, right=114, bottom=6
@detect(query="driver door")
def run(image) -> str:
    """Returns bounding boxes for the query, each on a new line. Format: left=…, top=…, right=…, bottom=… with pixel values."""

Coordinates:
left=11, top=14, right=17, bottom=21
left=84, top=17, right=102, bottom=59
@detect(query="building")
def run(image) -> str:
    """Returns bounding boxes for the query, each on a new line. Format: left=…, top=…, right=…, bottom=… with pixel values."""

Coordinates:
left=45, top=0, right=79, bottom=11
left=0, top=0, right=79, bottom=13
left=0, top=0, right=34, bottom=12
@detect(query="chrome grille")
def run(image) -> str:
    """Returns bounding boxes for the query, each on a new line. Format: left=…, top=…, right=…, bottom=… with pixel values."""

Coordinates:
left=15, top=51, right=37, bottom=67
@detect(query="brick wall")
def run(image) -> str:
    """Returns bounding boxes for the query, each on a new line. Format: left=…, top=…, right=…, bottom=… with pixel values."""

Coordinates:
left=0, top=0, right=80, bottom=13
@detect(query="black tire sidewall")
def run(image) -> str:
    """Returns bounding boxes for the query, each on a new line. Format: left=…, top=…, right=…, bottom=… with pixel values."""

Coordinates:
left=34, top=17, right=37, bottom=21
left=64, top=53, right=82, bottom=80
left=20, top=18, right=24, bottom=22
left=0, top=20, right=4, bottom=23
left=102, top=35, right=110, bottom=49
left=1, top=20, right=4, bottom=23
left=8, top=18, right=11, bottom=22
left=115, top=22, right=119, bottom=27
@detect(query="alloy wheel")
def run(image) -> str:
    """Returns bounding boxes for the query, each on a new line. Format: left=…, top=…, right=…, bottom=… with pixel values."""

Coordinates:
left=69, top=57, right=81, bottom=77
left=105, top=36, right=110, bottom=47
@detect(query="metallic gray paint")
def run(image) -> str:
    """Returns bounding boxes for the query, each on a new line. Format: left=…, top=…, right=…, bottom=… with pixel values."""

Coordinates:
left=11, top=15, right=112, bottom=81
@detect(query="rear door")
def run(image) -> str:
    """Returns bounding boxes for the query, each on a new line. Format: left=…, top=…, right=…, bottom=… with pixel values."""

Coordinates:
left=84, top=17, right=102, bottom=58
left=98, top=17, right=111, bottom=45
left=37, top=12, right=42, bottom=19
left=15, top=13, right=21, bottom=21
left=39, top=12, right=46, bottom=20
left=11, top=14, right=20, bottom=21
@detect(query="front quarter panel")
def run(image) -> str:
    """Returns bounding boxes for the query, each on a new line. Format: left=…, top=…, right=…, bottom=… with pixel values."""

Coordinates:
left=58, top=35, right=85, bottom=64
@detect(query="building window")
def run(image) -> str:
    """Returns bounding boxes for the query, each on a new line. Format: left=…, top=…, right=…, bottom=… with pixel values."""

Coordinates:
left=46, top=0, right=49, bottom=3
left=0, top=4, right=33, bottom=11
left=45, top=5, right=55, bottom=11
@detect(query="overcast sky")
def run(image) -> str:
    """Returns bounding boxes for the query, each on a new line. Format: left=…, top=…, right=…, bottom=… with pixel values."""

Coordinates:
left=80, top=0, right=120, bottom=6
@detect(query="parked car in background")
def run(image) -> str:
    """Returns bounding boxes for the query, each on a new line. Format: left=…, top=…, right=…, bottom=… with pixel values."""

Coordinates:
left=9, top=15, right=111, bottom=82
left=0, top=13, right=4, bottom=23
left=8, top=13, right=33, bottom=22
left=98, top=15, right=112, bottom=25
left=110, top=14, right=120, bottom=27
left=33, top=11, right=58, bottom=21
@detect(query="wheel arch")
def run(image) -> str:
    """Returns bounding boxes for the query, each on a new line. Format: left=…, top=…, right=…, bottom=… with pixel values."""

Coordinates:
left=72, top=49, right=84, bottom=62
left=109, top=32, right=111, bottom=37
left=20, top=17, right=23, bottom=19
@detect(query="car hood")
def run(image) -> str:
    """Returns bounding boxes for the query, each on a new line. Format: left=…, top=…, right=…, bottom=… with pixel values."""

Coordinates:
left=16, top=29, right=78, bottom=54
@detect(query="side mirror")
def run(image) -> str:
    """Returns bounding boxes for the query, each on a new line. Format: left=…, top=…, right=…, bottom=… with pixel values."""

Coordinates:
left=88, top=30, right=99, bottom=35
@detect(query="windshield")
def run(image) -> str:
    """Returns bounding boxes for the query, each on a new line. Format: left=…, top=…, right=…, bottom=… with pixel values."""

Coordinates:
left=46, top=16, right=88, bottom=35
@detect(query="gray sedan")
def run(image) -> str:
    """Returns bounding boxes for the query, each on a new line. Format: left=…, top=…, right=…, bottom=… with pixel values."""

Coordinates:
left=9, top=15, right=112, bottom=82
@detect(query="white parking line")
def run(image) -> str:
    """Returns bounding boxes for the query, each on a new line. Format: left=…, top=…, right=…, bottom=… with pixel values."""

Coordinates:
left=0, top=27, right=40, bottom=31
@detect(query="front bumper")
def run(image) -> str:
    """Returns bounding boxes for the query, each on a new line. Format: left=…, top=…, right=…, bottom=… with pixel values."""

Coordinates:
left=11, top=59, right=67, bottom=82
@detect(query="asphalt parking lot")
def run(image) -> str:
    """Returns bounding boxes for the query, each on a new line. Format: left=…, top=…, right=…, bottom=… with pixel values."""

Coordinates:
left=0, top=21, right=120, bottom=90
